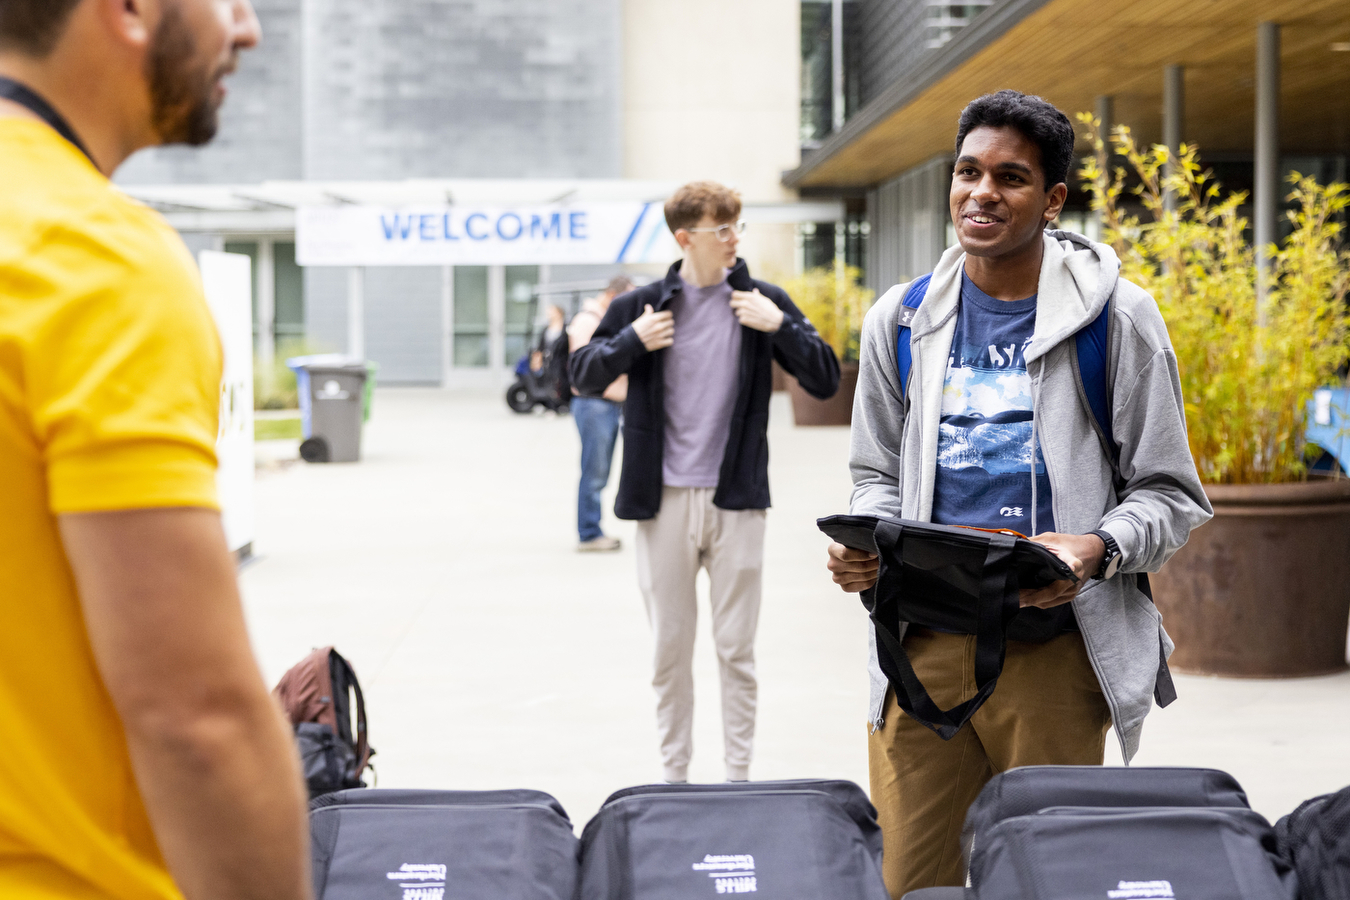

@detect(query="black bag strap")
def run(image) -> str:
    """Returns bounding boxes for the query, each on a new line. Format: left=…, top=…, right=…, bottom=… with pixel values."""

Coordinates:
left=327, top=650, right=371, bottom=770
left=1134, top=572, right=1177, bottom=707
left=871, top=521, right=1020, bottom=740
left=0, top=77, right=96, bottom=166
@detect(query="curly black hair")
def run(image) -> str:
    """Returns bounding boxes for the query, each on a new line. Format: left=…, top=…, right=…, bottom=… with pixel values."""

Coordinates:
left=955, top=90, right=1076, bottom=190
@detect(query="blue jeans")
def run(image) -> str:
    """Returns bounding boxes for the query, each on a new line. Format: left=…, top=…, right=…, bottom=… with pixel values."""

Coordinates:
left=572, top=396, right=621, bottom=541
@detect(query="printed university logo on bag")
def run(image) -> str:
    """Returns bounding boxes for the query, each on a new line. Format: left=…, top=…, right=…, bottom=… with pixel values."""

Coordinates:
left=1108, top=881, right=1175, bottom=900
left=386, top=864, right=447, bottom=900
left=692, top=854, right=757, bottom=894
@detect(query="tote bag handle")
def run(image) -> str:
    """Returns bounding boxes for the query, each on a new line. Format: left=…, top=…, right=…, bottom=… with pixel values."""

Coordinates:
left=867, top=521, right=1021, bottom=740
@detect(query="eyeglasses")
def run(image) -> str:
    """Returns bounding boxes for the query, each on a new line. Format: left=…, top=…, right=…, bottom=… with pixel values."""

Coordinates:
left=683, top=221, right=746, bottom=242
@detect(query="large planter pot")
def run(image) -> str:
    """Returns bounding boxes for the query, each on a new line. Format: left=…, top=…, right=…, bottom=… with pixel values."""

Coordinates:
left=1151, top=479, right=1350, bottom=677
left=788, top=362, right=858, bottom=426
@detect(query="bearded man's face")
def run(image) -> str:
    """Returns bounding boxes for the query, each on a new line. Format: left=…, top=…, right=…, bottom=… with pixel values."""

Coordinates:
left=147, top=0, right=251, bottom=146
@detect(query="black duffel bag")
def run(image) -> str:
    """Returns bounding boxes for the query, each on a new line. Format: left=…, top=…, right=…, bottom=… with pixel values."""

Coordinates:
left=970, top=806, right=1296, bottom=900
left=961, top=765, right=1251, bottom=881
left=309, top=788, right=579, bottom=900
left=577, top=779, right=889, bottom=900
left=818, top=514, right=1075, bottom=740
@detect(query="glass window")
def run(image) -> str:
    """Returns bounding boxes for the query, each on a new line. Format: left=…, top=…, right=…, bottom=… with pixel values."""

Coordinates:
left=798, top=221, right=837, bottom=272
left=505, top=267, right=540, bottom=371
left=504, top=334, right=530, bottom=366
left=454, top=334, right=490, bottom=368
left=454, top=266, right=489, bottom=368
left=800, top=1, right=832, bottom=146
left=454, top=266, right=489, bottom=327
left=504, top=265, right=538, bottom=333
left=273, top=241, right=305, bottom=350
left=800, top=1, right=861, bottom=146
left=925, top=2, right=995, bottom=51
left=844, top=214, right=869, bottom=275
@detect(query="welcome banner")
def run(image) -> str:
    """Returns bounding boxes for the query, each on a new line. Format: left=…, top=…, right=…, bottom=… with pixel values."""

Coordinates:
left=297, top=202, right=679, bottom=267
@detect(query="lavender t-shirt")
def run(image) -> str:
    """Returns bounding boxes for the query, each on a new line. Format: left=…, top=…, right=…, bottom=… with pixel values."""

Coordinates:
left=662, top=272, right=743, bottom=488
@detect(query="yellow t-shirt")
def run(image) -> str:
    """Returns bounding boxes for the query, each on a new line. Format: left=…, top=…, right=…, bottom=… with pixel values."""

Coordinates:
left=0, top=118, right=222, bottom=900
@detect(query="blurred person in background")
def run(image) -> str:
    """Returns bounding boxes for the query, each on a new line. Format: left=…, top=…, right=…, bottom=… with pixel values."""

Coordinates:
left=541, top=302, right=571, bottom=407
left=0, top=2, right=312, bottom=899
left=570, top=183, right=839, bottom=782
left=531, top=303, right=571, bottom=411
left=568, top=276, right=634, bottom=551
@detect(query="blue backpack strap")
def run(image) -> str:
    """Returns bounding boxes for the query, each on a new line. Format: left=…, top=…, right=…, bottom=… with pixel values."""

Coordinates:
left=895, top=273, right=934, bottom=398
left=1073, top=298, right=1116, bottom=471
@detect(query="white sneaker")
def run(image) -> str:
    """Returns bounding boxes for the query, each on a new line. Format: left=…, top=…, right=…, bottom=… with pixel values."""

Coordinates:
left=577, top=535, right=622, bottom=552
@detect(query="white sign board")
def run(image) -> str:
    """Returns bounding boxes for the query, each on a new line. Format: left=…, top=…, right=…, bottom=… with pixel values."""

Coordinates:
left=296, top=202, right=679, bottom=267
left=198, top=250, right=256, bottom=555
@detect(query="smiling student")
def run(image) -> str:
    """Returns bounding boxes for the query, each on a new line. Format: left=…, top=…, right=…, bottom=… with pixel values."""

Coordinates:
left=825, top=91, right=1212, bottom=895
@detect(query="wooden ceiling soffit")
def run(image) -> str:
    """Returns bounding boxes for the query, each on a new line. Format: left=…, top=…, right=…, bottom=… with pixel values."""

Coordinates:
left=785, top=0, right=1350, bottom=190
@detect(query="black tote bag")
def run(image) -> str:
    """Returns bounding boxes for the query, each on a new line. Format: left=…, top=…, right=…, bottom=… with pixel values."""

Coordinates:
left=818, top=515, right=1076, bottom=740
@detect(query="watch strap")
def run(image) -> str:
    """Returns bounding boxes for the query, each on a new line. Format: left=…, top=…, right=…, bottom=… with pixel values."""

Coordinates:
left=1089, top=529, right=1120, bottom=580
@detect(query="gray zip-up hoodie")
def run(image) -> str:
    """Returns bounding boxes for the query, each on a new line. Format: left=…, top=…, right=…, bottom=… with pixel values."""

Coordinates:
left=850, top=230, right=1212, bottom=762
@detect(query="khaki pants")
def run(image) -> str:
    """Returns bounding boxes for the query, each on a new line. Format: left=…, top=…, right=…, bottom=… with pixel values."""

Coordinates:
left=868, top=627, right=1112, bottom=897
left=636, top=486, right=767, bottom=783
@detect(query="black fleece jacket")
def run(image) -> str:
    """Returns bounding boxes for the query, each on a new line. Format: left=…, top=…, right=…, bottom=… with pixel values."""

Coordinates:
left=569, top=258, right=840, bottom=520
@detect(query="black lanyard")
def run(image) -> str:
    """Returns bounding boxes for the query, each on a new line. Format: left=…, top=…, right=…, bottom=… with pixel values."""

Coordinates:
left=0, top=76, right=96, bottom=167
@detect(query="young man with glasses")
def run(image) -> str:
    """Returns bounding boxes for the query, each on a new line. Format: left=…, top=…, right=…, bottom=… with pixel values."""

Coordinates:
left=571, top=181, right=840, bottom=782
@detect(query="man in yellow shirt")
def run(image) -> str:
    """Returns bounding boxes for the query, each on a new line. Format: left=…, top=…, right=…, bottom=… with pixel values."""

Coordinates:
left=0, top=2, right=311, bottom=900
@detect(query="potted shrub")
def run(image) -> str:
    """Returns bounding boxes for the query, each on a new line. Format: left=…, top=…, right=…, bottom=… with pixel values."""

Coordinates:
left=780, top=262, right=874, bottom=426
left=1079, top=116, right=1350, bottom=676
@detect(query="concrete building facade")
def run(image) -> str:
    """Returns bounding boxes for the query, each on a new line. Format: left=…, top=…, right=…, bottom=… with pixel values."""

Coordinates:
left=119, top=0, right=812, bottom=386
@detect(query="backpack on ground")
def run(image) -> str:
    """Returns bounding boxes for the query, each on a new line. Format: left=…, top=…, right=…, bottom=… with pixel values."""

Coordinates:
left=309, top=788, right=578, bottom=900
left=970, top=806, right=1295, bottom=900
left=1274, top=783, right=1350, bottom=900
left=960, top=766, right=1294, bottom=900
left=576, top=779, right=889, bottom=900
left=961, top=765, right=1250, bottom=870
left=273, top=646, right=374, bottom=797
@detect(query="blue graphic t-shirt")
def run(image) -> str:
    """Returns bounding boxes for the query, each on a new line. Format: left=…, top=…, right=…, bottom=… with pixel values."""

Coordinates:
left=930, top=274, right=1055, bottom=536
left=929, top=275, right=1075, bottom=641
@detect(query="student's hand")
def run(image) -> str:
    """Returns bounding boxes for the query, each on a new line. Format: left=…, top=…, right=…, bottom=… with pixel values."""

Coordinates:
left=632, top=304, right=675, bottom=351
left=827, top=542, right=879, bottom=592
left=1018, top=531, right=1106, bottom=609
left=730, top=289, right=785, bottom=333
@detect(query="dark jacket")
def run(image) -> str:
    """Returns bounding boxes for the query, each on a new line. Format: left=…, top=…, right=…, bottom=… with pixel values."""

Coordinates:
left=569, top=258, right=840, bottom=520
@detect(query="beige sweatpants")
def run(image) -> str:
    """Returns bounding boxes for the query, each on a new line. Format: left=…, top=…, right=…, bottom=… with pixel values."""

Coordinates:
left=635, top=486, right=767, bottom=783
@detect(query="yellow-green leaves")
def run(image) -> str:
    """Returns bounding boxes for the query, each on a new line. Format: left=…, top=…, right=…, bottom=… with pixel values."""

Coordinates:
left=1075, top=113, right=1350, bottom=483
left=782, top=262, right=875, bottom=364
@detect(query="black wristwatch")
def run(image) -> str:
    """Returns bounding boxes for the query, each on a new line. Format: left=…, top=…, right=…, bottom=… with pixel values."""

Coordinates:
left=1089, top=530, right=1121, bottom=580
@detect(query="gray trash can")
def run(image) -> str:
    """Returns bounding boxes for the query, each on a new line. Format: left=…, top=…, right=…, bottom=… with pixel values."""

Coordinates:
left=287, top=355, right=369, bottom=463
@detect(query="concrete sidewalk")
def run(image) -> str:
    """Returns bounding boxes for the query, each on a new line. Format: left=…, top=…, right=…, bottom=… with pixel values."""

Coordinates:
left=243, top=388, right=1349, bottom=829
